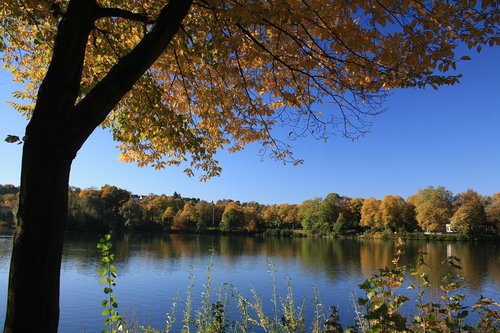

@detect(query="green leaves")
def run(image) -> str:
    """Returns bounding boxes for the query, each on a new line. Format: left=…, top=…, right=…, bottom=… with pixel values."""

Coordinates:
left=97, top=234, right=124, bottom=333
left=98, top=267, right=107, bottom=276
left=109, top=265, right=117, bottom=277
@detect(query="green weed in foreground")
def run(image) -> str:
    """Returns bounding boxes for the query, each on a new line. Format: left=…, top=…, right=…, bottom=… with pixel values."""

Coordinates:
left=97, top=235, right=499, bottom=332
left=97, top=234, right=125, bottom=333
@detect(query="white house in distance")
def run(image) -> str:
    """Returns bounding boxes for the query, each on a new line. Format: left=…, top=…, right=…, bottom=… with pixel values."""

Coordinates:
left=131, top=194, right=145, bottom=203
left=444, top=222, right=497, bottom=234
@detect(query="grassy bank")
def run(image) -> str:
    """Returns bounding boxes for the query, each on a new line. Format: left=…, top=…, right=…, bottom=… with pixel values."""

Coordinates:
left=358, top=230, right=499, bottom=241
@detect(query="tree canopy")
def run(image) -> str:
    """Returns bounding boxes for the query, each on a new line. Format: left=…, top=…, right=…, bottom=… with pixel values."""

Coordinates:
left=2, top=0, right=498, bottom=178
left=450, top=189, right=486, bottom=234
left=1, top=1, right=498, bottom=331
left=486, top=193, right=500, bottom=226
left=408, top=186, right=454, bottom=232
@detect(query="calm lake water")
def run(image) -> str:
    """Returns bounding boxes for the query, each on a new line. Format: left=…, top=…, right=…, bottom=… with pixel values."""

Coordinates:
left=0, top=233, right=499, bottom=332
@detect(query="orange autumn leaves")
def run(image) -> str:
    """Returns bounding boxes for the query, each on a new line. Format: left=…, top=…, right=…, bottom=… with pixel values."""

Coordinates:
left=1, top=0, right=498, bottom=178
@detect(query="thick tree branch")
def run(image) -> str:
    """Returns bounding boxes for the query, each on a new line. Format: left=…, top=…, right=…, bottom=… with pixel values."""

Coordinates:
left=96, top=6, right=154, bottom=24
left=70, top=0, right=193, bottom=152
left=28, top=0, right=95, bottom=131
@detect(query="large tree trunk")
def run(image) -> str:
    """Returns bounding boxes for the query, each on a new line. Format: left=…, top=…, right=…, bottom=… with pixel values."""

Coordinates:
left=4, top=1, right=94, bottom=329
left=4, top=123, right=75, bottom=332
left=2, top=0, right=192, bottom=331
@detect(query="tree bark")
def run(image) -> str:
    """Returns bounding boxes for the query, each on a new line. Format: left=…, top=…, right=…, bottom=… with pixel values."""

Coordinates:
left=3, top=0, right=193, bottom=331
left=4, top=0, right=95, bottom=330
left=4, top=125, right=75, bottom=333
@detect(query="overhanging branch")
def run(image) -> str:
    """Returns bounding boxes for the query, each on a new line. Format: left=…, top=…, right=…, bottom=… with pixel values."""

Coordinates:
left=96, top=6, right=154, bottom=24
left=70, top=0, right=193, bottom=152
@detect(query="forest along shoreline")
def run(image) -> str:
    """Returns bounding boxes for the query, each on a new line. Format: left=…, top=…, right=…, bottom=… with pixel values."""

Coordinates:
left=0, top=184, right=498, bottom=239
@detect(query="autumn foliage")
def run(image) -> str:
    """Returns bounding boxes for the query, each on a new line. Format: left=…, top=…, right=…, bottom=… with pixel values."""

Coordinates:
left=1, top=1, right=499, bottom=331
left=1, top=184, right=497, bottom=235
left=1, top=0, right=498, bottom=178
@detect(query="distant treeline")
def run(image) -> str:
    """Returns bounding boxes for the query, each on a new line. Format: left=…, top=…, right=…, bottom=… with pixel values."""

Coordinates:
left=0, top=184, right=498, bottom=235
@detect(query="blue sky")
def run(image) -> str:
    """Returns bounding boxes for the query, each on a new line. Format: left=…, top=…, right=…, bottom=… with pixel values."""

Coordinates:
left=1, top=47, right=499, bottom=204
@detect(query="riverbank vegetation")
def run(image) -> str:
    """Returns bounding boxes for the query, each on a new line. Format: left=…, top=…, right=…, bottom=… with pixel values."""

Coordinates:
left=1, top=184, right=498, bottom=237
left=98, top=236, right=499, bottom=333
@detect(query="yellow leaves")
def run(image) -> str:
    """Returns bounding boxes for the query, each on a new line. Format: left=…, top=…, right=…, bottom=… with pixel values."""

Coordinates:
left=1, top=0, right=496, bottom=180
left=118, top=153, right=130, bottom=163
left=110, top=0, right=491, bottom=178
left=382, top=82, right=391, bottom=91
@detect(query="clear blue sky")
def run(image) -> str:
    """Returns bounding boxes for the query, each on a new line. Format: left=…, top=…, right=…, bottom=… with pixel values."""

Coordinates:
left=1, top=47, right=499, bottom=204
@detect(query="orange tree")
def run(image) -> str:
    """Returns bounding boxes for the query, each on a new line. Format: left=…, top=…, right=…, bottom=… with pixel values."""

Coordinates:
left=1, top=0, right=498, bottom=331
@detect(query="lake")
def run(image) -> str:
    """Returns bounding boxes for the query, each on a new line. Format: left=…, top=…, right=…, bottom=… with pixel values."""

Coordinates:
left=0, top=233, right=499, bottom=332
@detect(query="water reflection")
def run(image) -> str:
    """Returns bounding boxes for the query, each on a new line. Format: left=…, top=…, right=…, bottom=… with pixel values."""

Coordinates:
left=60, top=233, right=499, bottom=292
left=0, top=233, right=498, bottom=332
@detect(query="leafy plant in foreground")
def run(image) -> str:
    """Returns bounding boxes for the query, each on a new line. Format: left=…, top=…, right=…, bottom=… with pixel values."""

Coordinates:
left=323, top=306, right=343, bottom=333
left=472, top=296, right=500, bottom=332
left=97, top=234, right=125, bottom=333
left=439, top=256, right=470, bottom=331
left=96, top=236, right=499, bottom=332
left=356, top=238, right=409, bottom=331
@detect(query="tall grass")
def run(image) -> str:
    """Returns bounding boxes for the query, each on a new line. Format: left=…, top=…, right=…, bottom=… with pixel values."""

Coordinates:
left=98, top=235, right=499, bottom=333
